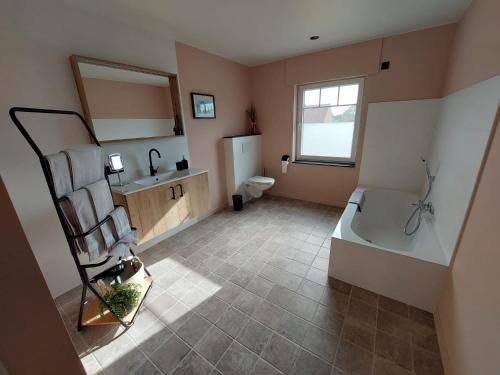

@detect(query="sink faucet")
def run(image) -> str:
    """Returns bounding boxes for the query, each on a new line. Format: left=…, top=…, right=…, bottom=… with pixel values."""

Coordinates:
left=148, top=148, right=161, bottom=176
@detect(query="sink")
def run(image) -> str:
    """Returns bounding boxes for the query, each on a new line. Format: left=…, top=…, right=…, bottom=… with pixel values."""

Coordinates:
left=134, top=171, right=179, bottom=186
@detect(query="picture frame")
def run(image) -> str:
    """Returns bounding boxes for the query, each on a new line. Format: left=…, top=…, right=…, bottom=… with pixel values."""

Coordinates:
left=191, top=93, right=216, bottom=119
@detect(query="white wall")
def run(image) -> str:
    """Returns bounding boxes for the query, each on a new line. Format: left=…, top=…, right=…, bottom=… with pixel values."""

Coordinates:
left=0, top=0, right=189, bottom=297
left=224, top=135, right=262, bottom=205
left=428, top=75, right=500, bottom=262
left=359, top=99, right=441, bottom=193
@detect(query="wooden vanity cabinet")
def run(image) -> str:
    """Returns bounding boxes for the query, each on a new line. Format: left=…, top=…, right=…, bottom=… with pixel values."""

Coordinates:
left=112, top=172, right=209, bottom=244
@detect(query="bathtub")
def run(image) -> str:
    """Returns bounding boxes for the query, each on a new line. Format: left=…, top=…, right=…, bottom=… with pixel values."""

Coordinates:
left=329, top=187, right=449, bottom=311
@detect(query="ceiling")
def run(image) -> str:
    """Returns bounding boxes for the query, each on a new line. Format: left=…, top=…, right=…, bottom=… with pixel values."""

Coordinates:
left=66, top=0, right=472, bottom=66
left=79, top=63, right=170, bottom=86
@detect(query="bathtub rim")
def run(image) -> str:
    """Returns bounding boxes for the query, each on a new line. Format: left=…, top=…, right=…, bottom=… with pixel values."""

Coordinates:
left=333, top=186, right=449, bottom=266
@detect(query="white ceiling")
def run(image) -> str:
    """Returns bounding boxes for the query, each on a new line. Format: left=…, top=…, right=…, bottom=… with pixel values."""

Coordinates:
left=66, top=0, right=472, bottom=66
left=79, top=63, right=170, bottom=86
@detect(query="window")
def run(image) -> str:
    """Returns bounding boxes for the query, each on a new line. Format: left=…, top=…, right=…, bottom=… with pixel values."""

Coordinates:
left=295, top=77, right=364, bottom=165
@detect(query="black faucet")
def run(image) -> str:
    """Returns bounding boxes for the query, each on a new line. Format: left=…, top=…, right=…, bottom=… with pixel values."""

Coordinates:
left=148, top=148, right=161, bottom=176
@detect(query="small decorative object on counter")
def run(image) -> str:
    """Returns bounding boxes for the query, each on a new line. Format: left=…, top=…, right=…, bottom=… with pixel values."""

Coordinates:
left=176, top=155, right=189, bottom=171
left=246, top=105, right=258, bottom=135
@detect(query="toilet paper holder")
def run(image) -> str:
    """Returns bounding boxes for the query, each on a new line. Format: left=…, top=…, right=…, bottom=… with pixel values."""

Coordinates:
left=281, top=154, right=290, bottom=174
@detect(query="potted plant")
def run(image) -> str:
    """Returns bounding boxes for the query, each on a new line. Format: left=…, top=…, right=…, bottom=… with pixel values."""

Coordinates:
left=98, top=282, right=141, bottom=320
left=246, top=105, right=258, bottom=135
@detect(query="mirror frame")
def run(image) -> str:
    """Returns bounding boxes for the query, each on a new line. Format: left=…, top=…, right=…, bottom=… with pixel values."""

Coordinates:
left=70, top=54, right=184, bottom=142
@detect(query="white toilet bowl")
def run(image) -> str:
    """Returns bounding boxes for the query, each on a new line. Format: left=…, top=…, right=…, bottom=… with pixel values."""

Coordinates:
left=245, top=176, right=275, bottom=199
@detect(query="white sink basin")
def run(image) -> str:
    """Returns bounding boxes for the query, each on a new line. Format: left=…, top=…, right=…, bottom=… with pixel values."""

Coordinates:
left=134, top=171, right=179, bottom=186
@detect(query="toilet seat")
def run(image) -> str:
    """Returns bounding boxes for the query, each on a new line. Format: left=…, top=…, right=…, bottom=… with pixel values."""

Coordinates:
left=246, top=176, right=275, bottom=186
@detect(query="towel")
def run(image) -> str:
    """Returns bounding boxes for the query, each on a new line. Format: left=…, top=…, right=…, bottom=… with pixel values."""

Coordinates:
left=45, top=152, right=73, bottom=198
left=84, top=179, right=115, bottom=249
left=60, top=189, right=106, bottom=260
left=63, top=145, right=104, bottom=190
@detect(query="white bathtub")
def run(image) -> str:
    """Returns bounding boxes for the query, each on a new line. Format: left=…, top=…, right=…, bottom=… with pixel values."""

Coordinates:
left=329, top=187, right=449, bottom=311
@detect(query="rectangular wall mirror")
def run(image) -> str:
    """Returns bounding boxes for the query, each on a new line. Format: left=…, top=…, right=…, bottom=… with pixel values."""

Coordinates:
left=70, top=55, right=184, bottom=142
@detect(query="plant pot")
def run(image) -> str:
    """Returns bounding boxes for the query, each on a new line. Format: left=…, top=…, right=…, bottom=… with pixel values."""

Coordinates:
left=122, top=257, right=145, bottom=286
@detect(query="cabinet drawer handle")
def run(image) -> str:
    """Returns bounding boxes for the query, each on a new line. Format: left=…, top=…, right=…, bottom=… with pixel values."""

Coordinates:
left=176, top=183, right=184, bottom=197
left=170, top=186, right=176, bottom=200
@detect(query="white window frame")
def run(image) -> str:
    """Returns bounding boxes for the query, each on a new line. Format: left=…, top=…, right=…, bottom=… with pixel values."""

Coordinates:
left=295, top=77, right=364, bottom=165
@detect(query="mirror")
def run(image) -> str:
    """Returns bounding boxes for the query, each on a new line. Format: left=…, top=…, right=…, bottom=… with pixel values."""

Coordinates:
left=108, top=153, right=124, bottom=172
left=70, top=55, right=184, bottom=142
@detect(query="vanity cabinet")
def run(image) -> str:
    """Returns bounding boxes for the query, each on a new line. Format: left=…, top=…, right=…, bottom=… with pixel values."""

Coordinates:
left=112, top=171, right=209, bottom=244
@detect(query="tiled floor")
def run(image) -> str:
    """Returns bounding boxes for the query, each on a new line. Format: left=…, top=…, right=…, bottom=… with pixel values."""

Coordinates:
left=56, top=196, right=444, bottom=375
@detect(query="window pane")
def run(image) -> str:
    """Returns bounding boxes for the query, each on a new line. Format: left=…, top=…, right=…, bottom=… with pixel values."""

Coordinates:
left=320, top=86, right=338, bottom=106
left=338, top=84, right=359, bottom=105
left=304, top=89, right=320, bottom=107
left=301, top=105, right=356, bottom=158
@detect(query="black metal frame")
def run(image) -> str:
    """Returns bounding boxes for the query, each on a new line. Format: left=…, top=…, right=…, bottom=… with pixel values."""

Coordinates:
left=9, top=107, right=152, bottom=331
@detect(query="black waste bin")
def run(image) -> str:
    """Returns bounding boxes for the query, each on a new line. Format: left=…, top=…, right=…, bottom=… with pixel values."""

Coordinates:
left=232, top=194, right=243, bottom=211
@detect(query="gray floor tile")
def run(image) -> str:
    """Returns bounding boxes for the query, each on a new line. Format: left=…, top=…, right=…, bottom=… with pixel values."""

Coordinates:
left=302, top=325, right=339, bottom=363
left=261, top=333, right=299, bottom=374
left=237, top=318, right=273, bottom=355
left=229, top=269, right=255, bottom=288
left=276, top=313, right=309, bottom=345
left=133, top=360, right=162, bottom=375
left=245, top=276, right=274, bottom=298
left=217, top=341, right=259, bottom=375
left=375, top=330, right=412, bottom=370
left=251, top=300, right=285, bottom=330
left=266, top=285, right=317, bottom=321
left=150, top=335, right=191, bottom=374
left=334, top=340, right=373, bottom=375
left=251, top=359, right=284, bottom=375
left=177, top=314, right=212, bottom=346
left=232, top=290, right=263, bottom=315
left=216, top=306, right=250, bottom=338
left=196, top=296, right=229, bottom=323
left=195, top=325, right=233, bottom=365
left=215, top=281, right=244, bottom=304
left=172, top=350, right=215, bottom=375
left=93, top=333, right=147, bottom=375
left=297, top=279, right=325, bottom=302
left=291, top=349, right=331, bottom=375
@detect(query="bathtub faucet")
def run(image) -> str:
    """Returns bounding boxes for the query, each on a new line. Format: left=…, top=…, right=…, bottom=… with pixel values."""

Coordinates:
left=404, top=158, right=435, bottom=235
left=411, top=200, right=434, bottom=215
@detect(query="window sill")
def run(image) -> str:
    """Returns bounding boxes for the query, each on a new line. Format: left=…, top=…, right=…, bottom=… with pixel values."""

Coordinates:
left=293, top=160, right=355, bottom=168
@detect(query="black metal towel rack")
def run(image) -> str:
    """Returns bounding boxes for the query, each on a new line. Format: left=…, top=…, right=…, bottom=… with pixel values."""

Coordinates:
left=9, top=107, right=152, bottom=331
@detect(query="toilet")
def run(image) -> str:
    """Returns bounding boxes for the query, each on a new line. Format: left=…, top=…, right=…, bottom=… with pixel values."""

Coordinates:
left=245, top=176, right=275, bottom=198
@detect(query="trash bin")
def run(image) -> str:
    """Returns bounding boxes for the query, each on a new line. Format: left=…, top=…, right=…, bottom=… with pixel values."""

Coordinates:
left=232, top=194, right=243, bottom=211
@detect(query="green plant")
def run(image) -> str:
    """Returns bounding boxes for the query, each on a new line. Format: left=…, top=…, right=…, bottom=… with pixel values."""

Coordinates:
left=99, top=283, right=141, bottom=319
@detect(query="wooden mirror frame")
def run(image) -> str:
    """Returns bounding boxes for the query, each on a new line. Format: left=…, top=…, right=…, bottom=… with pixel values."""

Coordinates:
left=70, top=55, right=184, bottom=142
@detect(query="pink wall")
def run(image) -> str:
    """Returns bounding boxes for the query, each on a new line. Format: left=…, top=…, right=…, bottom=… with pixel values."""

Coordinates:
left=251, top=25, right=455, bottom=207
left=436, top=109, right=500, bottom=375
left=83, top=78, right=174, bottom=118
left=176, top=42, right=252, bottom=212
left=435, top=1, right=500, bottom=374
left=444, top=0, right=500, bottom=94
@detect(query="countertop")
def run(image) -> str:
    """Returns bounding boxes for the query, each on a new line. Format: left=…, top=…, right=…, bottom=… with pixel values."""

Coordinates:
left=111, top=168, right=208, bottom=195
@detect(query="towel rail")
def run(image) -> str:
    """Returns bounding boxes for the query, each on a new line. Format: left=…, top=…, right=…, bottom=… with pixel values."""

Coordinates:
left=9, top=106, right=152, bottom=331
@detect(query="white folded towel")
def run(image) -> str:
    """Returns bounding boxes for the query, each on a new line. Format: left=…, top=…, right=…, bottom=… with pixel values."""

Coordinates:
left=45, top=152, right=73, bottom=198
left=63, top=145, right=103, bottom=190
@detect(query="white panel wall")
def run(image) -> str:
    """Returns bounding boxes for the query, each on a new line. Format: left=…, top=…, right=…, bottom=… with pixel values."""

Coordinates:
left=360, top=99, right=441, bottom=193
left=93, top=118, right=177, bottom=141
left=224, top=135, right=262, bottom=205
left=0, top=0, right=188, bottom=296
left=428, top=75, right=500, bottom=262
